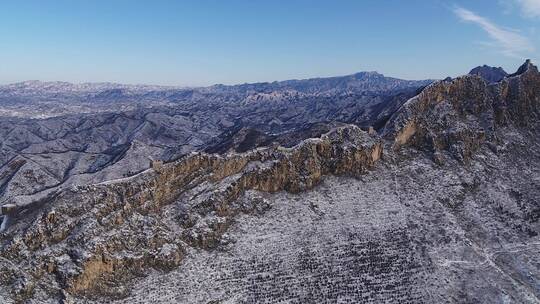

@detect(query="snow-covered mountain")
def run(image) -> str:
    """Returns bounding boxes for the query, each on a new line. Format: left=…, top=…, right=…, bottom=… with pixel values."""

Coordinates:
left=1, top=62, right=539, bottom=303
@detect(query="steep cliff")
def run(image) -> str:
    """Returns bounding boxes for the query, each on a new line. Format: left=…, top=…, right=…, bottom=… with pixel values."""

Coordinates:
left=385, top=59, right=540, bottom=163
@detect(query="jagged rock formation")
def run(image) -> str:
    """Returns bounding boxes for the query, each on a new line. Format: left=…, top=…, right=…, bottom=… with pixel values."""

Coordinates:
left=469, top=65, right=508, bottom=83
left=0, top=61, right=539, bottom=303
left=386, top=59, right=539, bottom=163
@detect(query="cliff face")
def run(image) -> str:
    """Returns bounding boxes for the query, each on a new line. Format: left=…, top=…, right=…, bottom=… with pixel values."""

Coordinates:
left=385, top=60, right=540, bottom=163
left=0, top=61, right=539, bottom=304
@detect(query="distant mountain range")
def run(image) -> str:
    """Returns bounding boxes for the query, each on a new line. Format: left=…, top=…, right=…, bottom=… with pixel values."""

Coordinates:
left=0, top=72, right=432, bottom=118
left=1, top=71, right=430, bottom=98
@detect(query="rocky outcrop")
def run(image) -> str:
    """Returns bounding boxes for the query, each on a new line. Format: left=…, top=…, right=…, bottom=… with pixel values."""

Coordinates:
left=0, top=125, right=382, bottom=302
left=385, top=60, right=540, bottom=163
left=469, top=65, right=508, bottom=83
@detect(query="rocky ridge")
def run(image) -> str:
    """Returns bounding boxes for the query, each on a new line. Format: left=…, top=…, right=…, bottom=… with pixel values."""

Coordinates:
left=386, top=60, right=539, bottom=163
left=0, top=125, right=383, bottom=302
left=468, top=65, right=508, bottom=83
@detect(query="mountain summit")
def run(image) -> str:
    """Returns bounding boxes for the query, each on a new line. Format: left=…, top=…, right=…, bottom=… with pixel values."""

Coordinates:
left=509, top=59, right=538, bottom=77
left=468, top=64, right=508, bottom=83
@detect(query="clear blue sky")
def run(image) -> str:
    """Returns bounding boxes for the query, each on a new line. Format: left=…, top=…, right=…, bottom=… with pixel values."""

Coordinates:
left=0, top=0, right=538, bottom=86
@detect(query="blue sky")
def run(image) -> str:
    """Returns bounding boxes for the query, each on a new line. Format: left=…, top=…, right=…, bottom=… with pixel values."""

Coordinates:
left=0, top=0, right=539, bottom=86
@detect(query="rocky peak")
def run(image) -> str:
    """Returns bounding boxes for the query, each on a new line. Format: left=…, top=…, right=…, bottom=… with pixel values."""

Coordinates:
left=353, top=71, right=384, bottom=80
left=468, top=65, right=508, bottom=83
left=509, top=59, right=538, bottom=77
left=384, top=60, right=540, bottom=163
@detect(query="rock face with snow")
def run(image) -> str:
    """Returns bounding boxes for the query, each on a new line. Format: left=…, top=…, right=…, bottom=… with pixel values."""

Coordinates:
left=387, top=60, right=539, bottom=162
left=0, top=125, right=383, bottom=302
left=0, top=62, right=539, bottom=303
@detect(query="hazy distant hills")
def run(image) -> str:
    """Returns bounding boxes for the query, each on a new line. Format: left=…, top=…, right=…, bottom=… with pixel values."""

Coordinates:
left=206, top=71, right=432, bottom=95
left=0, top=72, right=431, bottom=118
left=1, top=71, right=429, bottom=98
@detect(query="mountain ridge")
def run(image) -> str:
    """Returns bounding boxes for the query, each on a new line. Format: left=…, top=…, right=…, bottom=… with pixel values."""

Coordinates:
left=0, top=72, right=432, bottom=104
left=1, top=70, right=428, bottom=93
